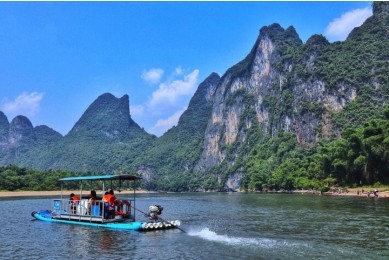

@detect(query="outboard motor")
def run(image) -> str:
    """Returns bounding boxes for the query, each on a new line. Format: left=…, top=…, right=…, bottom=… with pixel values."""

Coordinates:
left=147, top=205, right=163, bottom=221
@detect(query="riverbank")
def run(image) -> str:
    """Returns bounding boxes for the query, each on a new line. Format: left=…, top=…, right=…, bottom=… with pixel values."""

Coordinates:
left=1, top=188, right=388, bottom=198
left=0, top=190, right=155, bottom=198
left=295, top=188, right=389, bottom=198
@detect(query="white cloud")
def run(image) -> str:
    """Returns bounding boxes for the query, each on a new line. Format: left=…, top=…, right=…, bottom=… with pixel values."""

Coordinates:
left=148, top=69, right=199, bottom=111
left=141, top=68, right=164, bottom=84
left=324, top=7, right=372, bottom=42
left=174, top=67, right=183, bottom=75
left=130, top=104, right=144, bottom=117
left=1, top=91, right=45, bottom=117
left=149, top=108, right=186, bottom=136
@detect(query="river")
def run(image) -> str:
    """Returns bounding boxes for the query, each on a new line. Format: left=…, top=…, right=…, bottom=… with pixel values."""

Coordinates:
left=1, top=193, right=388, bottom=259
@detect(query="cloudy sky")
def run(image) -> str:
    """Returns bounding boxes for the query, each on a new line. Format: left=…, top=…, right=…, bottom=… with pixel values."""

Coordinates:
left=0, top=1, right=372, bottom=136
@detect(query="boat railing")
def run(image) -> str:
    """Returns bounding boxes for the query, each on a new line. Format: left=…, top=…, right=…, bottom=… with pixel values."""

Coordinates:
left=52, top=198, right=135, bottom=223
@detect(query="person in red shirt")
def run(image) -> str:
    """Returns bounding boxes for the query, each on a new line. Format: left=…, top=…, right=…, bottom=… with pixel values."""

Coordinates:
left=69, top=193, right=80, bottom=214
left=102, top=191, right=115, bottom=218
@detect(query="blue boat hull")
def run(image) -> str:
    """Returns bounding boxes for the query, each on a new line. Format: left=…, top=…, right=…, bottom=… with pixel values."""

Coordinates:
left=32, top=210, right=143, bottom=230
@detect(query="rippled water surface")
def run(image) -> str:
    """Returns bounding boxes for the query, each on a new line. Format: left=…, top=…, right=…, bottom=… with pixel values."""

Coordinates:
left=1, top=193, right=389, bottom=259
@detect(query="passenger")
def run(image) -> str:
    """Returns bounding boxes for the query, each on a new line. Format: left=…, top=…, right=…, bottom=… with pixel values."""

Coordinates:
left=102, top=191, right=114, bottom=219
left=69, top=193, right=80, bottom=214
left=103, top=190, right=116, bottom=206
left=88, top=190, right=97, bottom=215
left=109, top=189, right=131, bottom=217
left=103, top=191, right=110, bottom=201
left=108, top=189, right=117, bottom=204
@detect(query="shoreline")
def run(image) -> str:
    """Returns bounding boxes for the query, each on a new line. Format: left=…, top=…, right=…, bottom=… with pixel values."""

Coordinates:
left=293, top=188, right=389, bottom=198
left=0, top=188, right=387, bottom=198
left=0, top=190, right=155, bottom=198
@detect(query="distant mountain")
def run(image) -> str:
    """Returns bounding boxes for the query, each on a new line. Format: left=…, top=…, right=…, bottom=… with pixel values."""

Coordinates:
left=69, top=93, right=132, bottom=139
left=1, top=2, right=388, bottom=192
left=136, top=72, right=220, bottom=191
left=0, top=93, right=154, bottom=172
left=47, top=93, right=155, bottom=172
left=0, top=114, right=62, bottom=166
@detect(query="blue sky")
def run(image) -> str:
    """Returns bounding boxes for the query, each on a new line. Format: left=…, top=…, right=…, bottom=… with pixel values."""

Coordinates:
left=0, top=1, right=373, bottom=136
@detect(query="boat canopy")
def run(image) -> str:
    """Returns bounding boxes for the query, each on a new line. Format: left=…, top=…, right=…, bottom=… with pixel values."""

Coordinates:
left=60, top=174, right=142, bottom=182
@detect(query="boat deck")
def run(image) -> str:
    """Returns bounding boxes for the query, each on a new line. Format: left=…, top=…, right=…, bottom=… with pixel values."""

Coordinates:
left=53, top=213, right=133, bottom=223
left=50, top=198, right=135, bottom=223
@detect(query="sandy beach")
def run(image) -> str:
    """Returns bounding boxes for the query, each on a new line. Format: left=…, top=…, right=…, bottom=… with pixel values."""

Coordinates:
left=297, top=188, right=389, bottom=198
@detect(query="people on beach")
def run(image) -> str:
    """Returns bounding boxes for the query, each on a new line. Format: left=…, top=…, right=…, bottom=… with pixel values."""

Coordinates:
left=374, top=189, right=379, bottom=199
left=367, top=191, right=371, bottom=198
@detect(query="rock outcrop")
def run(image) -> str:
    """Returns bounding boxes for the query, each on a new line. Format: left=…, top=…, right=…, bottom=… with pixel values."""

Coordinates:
left=0, top=112, right=9, bottom=144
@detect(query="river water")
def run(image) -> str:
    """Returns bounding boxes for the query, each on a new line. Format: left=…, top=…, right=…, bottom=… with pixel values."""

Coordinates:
left=1, top=193, right=388, bottom=259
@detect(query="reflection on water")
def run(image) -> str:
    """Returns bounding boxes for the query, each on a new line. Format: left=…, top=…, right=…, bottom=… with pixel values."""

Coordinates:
left=1, top=193, right=389, bottom=259
left=98, top=231, right=114, bottom=253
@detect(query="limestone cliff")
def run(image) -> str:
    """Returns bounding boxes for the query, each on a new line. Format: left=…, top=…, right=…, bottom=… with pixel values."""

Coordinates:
left=0, top=112, right=9, bottom=144
left=195, top=2, right=389, bottom=190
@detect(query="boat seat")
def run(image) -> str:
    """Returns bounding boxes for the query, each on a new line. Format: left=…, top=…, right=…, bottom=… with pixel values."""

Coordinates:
left=76, top=200, right=88, bottom=215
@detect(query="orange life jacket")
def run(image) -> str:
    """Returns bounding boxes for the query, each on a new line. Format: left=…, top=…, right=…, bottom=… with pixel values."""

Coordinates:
left=103, top=194, right=116, bottom=206
left=103, top=193, right=112, bottom=202
left=71, top=195, right=80, bottom=201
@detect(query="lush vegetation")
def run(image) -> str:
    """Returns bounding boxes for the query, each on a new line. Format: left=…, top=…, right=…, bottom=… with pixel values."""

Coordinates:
left=241, top=105, right=389, bottom=191
left=0, top=165, right=142, bottom=191
left=237, top=4, right=389, bottom=192
left=0, top=165, right=78, bottom=191
left=3, top=107, right=387, bottom=192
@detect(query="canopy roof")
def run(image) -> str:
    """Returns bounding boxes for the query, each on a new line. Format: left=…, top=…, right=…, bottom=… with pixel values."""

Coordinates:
left=60, top=174, right=142, bottom=181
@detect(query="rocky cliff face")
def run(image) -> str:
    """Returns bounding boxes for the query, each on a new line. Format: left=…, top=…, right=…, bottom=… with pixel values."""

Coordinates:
left=0, top=112, right=9, bottom=144
left=8, top=116, right=35, bottom=145
left=195, top=2, right=388, bottom=190
left=197, top=25, right=305, bottom=172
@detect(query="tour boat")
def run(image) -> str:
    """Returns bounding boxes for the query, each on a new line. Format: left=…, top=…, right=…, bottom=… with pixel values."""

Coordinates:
left=31, top=174, right=181, bottom=231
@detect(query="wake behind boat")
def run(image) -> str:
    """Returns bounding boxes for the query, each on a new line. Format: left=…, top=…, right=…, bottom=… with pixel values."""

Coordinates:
left=31, top=174, right=181, bottom=231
